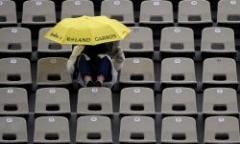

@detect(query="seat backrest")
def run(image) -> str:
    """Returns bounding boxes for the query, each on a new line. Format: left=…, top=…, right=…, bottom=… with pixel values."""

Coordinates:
left=120, top=87, right=155, bottom=115
left=61, top=0, right=94, bottom=19
left=0, top=0, right=17, bottom=24
left=119, top=116, right=156, bottom=143
left=0, top=117, right=27, bottom=142
left=37, top=57, right=72, bottom=85
left=77, top=87, right=113, bottom=115
left=178, top=0, right=212, bottom=23
left=76, top=116, right=113, bottom=143
left=120, top=57, right=155, bottom=83
left=22, top=0, right=56, bottom=24
left=140, top=0, right=173, bottom=23
left=161, top=87, right=197, bottom=115
left=34, top=116, right=70, bottom=143
left=35, top=88, right=70, bottom=114
left=0, top=88, right=28, bottom=115
left=217, top=0, right=240, bottom=23
left=101, top=0, right=134, bottom=24
left=119, top=27, right=154, bottom=52
left=0, top=27, right=32, bottom=52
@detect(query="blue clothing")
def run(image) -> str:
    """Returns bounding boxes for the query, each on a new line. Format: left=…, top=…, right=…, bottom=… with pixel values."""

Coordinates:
left=75, top=55, right=112, bottom=81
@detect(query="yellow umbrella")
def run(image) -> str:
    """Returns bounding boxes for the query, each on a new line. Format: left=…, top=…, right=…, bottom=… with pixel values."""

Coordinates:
left=45, top=16, right=131, bottom=46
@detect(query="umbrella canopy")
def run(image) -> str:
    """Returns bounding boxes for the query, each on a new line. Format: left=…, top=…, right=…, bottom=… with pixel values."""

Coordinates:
left=45, top=16, right=131, bottom=46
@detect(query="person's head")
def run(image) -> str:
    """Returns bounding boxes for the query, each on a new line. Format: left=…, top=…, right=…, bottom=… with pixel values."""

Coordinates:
left=103, top=41, right=119, bottom=49
left=85, top=41, right=119, bottom=51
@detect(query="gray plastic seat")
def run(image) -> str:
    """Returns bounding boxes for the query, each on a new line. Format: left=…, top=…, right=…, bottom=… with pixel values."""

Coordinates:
left=160, top=27, right=195, bottom=57
left=203, top=88, right=238, bottom=115
left=217, top=0, right=240, bottom=24
left=202, top=58, right=238, bottom=88
left=204, top=116, right=240, bottom=143
left=119, top=27, right=154, bottom=55
left=0, top=0, right=17, bottom=25
left=0, top=58, right=32, bottom=86
left=161, top=116, right=198, bottom=143
left=119, top=116, right=156, bottom=143
left=161, top=87, right=197, bottom=115
left=139, top=0, right=174, bottom=25
left=0, top=88, right=28, bottom=115
left=120, top=58, right=155, bottom=85
left=38, top=27, right=72, bottom=57
left=161, top=57, right=196, bottom=87
left=101, top=0, right=135, bottom=25
left=0, top=117, right=27, bottom=143
left=76, top=116, right=112, bottom=143
left=61, top=0, right=94, bottom=19
left=178, top=0, right=212, bottom=25
left=0, top=27, right=32, bottom=56
left=77, top=87, right=113, bottom=115
left=22, top=0, right=56, bottom=25
left=34, top=116, right=70, bottom=143
left=120, top=87, right=155, bottom=115
left=37, top=57, right=72, bottom=86
left=201, top=27, right=236, bottom=57
left=35, top=88, right=70, bottom=115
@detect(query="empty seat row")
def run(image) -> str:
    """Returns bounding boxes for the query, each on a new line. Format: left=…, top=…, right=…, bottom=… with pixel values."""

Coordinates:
left=0, top=116, right=239, bottom=143
left=142, top=0, right=209, bottom=27
left=0, top=0, right=133, bottom=25
left=0, top=116, right=111, bottom=143
left=162, top=87, right=239, bottom=115
left=0, top=116, right=109, bottom=143
left=0, top=87, right=152, bottom=116
left=0, top=57, right=71, bottom=87
left=116, top=26, right=236, bottom=58
left=0, top=26, right=237, bottom=58
left=161, top=116, right=240, bottom=143
left=0, top=27, right=72, bottom=58
left=121, top=57, right=238, bottom=89
left=2, top=0, right=240, bottom=26
left=161, top=26, right=236, bottom=58
left=0, top=57, right=238, bottom=88
left=0, top=87, right=238, bottom=115
left=70, top=86, right=234, bottom=116
left=9, top=0, right=224, bottom=10
left=0, top=87, right=70, bottom=115
left=0, top=0, right=56, bottom=25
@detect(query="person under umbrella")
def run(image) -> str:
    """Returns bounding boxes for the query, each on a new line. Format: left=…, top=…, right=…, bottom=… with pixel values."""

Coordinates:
left=45, top=16, right=130, bottom=87
left=67, top=42, right=125, bottom=87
